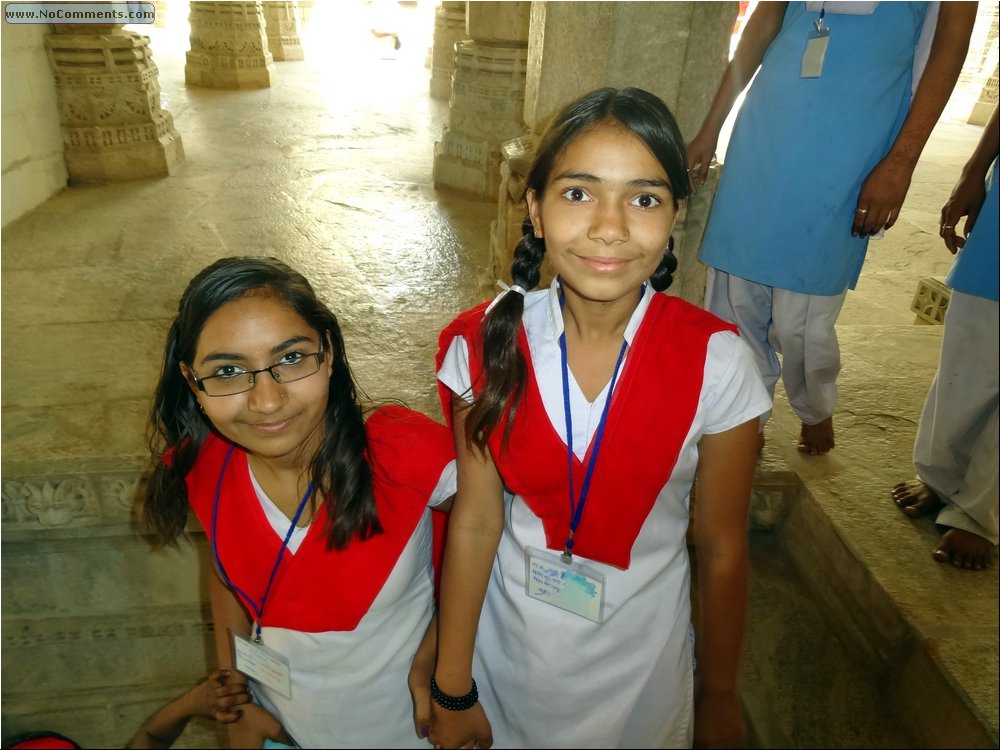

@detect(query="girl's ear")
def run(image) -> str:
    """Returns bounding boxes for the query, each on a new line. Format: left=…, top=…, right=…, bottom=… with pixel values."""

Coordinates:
left=179, top=362, right=200, bottom=395
left=526, top=189, right=544, bottom=238
left=323, top=331, right=335, bottom=379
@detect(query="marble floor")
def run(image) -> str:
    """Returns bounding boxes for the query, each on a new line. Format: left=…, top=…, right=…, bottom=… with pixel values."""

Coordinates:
left=1, top=11, right=997, bottom=749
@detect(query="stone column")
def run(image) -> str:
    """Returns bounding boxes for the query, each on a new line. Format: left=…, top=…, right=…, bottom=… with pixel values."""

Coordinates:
left=433, top=2, right=530, bottom=199
left=44, top=24, right=184, bottom=183
left=490, top=1, right=737, bottom=304
left=429, top=1, right=467, bottom=100
left=262, top=0, right=304, bottom=61
left=185, top=1, right=275, bottom=89
left=968, top=64, right=998, bottom=127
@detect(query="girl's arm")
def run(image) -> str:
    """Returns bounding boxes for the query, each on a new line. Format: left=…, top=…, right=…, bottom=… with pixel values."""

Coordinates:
left=208, top=566, right=255, bottom=744
left=427, top=396, right=505, bottom=750
left=127, top=670, right=252, bottom=749
left=687, top=1, right=788, bottom=188
left=691, top=417, right=759, bottom=749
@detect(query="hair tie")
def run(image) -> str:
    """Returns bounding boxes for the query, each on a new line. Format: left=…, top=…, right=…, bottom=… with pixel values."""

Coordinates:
left=484, top=280, right=527, bottom=316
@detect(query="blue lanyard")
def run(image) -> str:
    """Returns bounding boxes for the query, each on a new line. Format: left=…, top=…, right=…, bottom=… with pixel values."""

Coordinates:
left=559, top=331, right=628, bottom=562
left=211, top=444, right=315, bottom=643
left=815, top=3, right=826, bottom=31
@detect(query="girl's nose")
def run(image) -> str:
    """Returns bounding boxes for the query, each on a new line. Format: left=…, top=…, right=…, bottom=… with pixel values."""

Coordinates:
left=246, top=369, right=286, bottom=413
left=588, top=201, right=629, bottom=243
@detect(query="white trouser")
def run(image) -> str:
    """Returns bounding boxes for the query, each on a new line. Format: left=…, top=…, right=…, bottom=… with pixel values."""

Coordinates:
left=913, top=290, right=999, bottom=544
left=705, top=268, right=847, bottom=426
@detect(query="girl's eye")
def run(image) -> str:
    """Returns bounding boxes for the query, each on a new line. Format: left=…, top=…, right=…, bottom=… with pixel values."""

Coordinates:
left=213, top=364, right=248, bottom=379
left=561, top=187, right=591, bottom=203
left=278, top=351, right=305, bottom=365
left=631, top=193, right=662, bottom=209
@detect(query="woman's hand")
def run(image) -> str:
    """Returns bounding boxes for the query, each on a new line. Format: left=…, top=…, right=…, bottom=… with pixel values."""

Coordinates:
left=851, top=153, right=916, bottom=238
left=939, top=167, right=988, bottom=254
left=686, top=131, right=718, bottom=194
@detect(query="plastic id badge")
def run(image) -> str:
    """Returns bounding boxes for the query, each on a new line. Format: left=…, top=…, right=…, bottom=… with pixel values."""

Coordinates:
left=233, top=632, right=292, bottom=698
left=524, top=546, right=606, bottom=623
left=801, top=27, right=830, bottom=78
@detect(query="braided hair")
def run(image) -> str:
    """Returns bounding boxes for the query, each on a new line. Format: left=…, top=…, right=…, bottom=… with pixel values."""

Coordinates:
left=467, top=87, right=689, bottom=450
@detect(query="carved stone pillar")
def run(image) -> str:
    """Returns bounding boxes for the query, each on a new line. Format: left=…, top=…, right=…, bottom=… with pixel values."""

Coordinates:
left=44, top=24, right=184, bottom=183
left=429, top=1, right=466, bottom=100
left=185, top=1, right=274, bottom=89
left=489, top=1, right=737, bottom=305
left=262, top=0, right=304, bottom=61
left=433, top=2, right=529, bottom=199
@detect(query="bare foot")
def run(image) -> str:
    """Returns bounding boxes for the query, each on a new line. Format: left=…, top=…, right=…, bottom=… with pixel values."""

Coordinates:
left=933, top=527, right=995, bottom=570
left=797, top=417, right=834, bottom=455
left=890, top=479, right=944, bottom=518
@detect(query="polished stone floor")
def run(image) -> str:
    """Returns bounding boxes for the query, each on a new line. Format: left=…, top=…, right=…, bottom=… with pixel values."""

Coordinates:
left=1, top=12, right=997, bottom=749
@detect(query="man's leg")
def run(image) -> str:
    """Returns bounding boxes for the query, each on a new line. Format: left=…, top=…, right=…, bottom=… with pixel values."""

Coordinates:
left=770, top=287, right=847, bottom=455
left=900, top=291, right=999, bottom=568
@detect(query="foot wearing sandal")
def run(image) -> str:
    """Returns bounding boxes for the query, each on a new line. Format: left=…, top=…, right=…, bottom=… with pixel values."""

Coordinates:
left=890, top=478, right=944, bottom=518
left=797, top=416, right=834, bottom=455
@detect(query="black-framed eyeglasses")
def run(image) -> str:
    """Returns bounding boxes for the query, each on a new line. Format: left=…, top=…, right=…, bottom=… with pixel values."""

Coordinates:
left=189, top=351, right=326, bottom=397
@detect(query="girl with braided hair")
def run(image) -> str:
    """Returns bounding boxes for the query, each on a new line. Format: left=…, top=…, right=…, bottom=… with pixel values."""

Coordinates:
left=431, top=88, right=770, bottom=748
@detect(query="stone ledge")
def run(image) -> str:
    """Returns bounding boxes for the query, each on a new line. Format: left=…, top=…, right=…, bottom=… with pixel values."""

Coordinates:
left=761, top=324, right=998, bottom=747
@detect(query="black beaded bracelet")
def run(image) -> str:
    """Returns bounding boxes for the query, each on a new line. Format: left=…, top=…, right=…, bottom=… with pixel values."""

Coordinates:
left=430, top=675, right=479, bottom=711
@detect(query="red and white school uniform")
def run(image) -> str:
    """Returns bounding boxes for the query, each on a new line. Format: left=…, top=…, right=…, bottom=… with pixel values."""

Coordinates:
left=436, top=281, right=770, bottom=748
left=186, top=405, right=456, bottom=749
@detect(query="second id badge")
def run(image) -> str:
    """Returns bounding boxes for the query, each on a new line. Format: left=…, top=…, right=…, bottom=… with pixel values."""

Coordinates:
left=801, top=26, right=830, bottom=78
left=232, top=632, right=293, bottom=698
left=524, top=546, right=606, bottom=623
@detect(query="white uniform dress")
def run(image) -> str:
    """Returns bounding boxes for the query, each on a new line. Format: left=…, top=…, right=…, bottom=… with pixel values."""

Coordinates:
left=250, top=466, right=455, bottom=748
left=438, top=281, right=770, bottom=748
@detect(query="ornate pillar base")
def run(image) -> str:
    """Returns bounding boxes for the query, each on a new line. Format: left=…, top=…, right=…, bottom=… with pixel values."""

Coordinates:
left=45, top=25, right=184, bottom=183
left=185, top=1, right=274, bottom=89
left=262, top=0, right=304, bottom=61
left=433, top=40, right=528, bottom=199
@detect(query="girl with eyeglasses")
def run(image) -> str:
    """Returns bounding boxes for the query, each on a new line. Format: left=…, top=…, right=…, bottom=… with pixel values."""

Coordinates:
left=142, top=256, right=456, bottom=748
left=431, top=88, right=770, bottom=748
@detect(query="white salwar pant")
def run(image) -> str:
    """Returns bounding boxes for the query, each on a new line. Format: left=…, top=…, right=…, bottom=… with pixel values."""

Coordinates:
left=705, top=268, right=847, bottom=426
left=913, top=290, right=999, bottom=545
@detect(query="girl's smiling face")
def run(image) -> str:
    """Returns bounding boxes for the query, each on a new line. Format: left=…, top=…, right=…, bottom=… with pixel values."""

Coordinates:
left=527, top=122, right=677, bottom=305
left=182, top=292, right=332, bottom=466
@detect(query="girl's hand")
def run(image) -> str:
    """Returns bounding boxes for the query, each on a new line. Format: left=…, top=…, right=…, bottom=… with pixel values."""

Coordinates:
left=237, top=703, right=293, bottom=746
left=207, top=668, right=252, bottom=724
left=407, top=612, right=438, bottom=740
left=693, top=688, right=747, bottom=749
left=428, top=702, right=493, bottom=749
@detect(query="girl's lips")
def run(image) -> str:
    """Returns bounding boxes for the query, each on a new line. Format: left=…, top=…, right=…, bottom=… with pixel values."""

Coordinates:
left=249, top=418, right=293, bottom=434
left=580, top=256, right=630, bottom=273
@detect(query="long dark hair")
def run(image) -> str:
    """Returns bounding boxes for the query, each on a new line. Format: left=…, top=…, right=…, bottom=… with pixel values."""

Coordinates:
left=141, top=256, right=378, bottom=550
left=467, top=87, right=690, bottom=450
